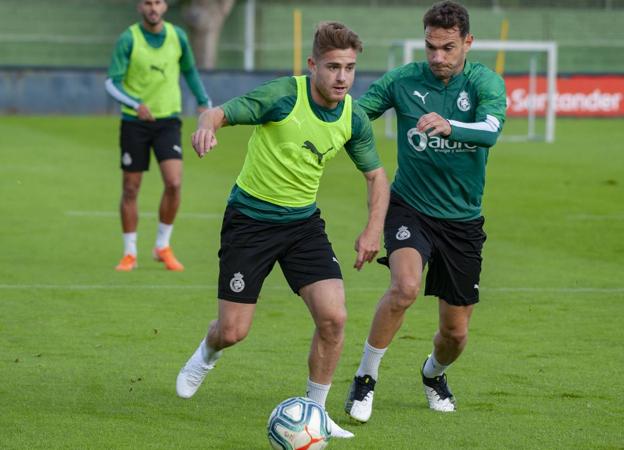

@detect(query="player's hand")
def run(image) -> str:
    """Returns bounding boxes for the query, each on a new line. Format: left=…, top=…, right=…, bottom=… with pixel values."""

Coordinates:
left=191, top=128, right=218, bottom=158
left=417, top=112, right=451, bottom=137
left=353, top=228, right=381, bottom=271
left=136, top=104, right=155, bottom=122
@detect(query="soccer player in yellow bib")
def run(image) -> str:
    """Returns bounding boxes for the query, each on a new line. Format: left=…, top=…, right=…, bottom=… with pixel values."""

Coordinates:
left=105, top=0, right=211, bottom=272
left=176, top=22, right=389, bottom=439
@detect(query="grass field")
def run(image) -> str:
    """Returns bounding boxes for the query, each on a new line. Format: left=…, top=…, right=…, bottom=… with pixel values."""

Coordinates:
left=1, top=116, right=623, bottom=449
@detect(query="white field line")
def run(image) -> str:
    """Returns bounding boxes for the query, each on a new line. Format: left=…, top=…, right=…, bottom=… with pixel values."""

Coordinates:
left=65, top=210, right=221, bottom=219
left=0, top=284, right=623, bottom=294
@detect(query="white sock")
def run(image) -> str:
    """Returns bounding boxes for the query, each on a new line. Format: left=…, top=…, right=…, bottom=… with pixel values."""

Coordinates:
left=305, top=379, right=330, bottom=408
left=123, top=232, right=137, bottom=256
left=199, top=339, right=220, bottom=365
left=155, top=222, right=173, bottom=249
left=356, top=341, right=387, bottom=380
left=422, top=352, right=450, bottom=378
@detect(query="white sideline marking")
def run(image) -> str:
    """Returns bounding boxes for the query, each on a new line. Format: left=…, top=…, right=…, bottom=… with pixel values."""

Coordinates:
left=65, top=210, right=221, bottom=219
left=567, top=213, right=624, bottom=221
left=0, top=284, right=623, bottom=293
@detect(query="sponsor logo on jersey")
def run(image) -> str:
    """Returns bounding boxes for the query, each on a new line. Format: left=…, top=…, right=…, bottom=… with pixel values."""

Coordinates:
left=396, top=225, right=411, bottom=240
left=229, top=272, right=245, bottom=293
left=122, top=152, right=132, bottom=166
left=302, top=140, right=334, bottom=165
left=407, top=128, right=478, bottom=153
left=150, top=64, right=166, bottom=78
left=413, top=90, right=430, bottom=104
left=457, top=90, right=471, bottom=111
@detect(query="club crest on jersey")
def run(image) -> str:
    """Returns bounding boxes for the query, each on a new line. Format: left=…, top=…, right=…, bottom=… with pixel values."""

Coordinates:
left=396, top=226, right=411, bottom=241
left=457, top=91, right=471, bottom=112
left=230, top=272, right=245, bottom=293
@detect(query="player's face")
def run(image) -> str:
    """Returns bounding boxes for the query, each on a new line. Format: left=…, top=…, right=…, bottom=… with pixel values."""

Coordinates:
left=424, top=26, right=473, bottom=84
left=308, top=48, right=357, bottom=109
left=138, top=0, right=167, bottom=28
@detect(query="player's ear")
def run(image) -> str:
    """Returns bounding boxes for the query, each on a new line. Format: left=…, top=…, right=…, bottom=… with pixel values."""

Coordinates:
left=307, top=56, right=316, bottom=74
left=464, top=33, right=474, bottom=50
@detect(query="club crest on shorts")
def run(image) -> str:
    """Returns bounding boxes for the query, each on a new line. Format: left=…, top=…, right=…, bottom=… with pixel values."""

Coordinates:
left=229, top=272, right=245, bottom=293
left=457, top=91, right=471, bottom=112
left=396, top=225, right=411, bottom=241
left=122, top=152, right=132, bottom=166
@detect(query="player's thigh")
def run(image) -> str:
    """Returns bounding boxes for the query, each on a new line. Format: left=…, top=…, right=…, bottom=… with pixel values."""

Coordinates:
left=300, top=279, right=346, bottom=327
left=153, top=118, right=183, bottom=163
left=217, top=207, right=281, bottom=303
left=158, top=158, right=182, bottom=187
left=438, top=300, right=474, bottom=336
left=278, top=211, right=342, bottom=295
left=120, top=120, right=152, bottom=171
left=216, top=298, right=256, bottom=335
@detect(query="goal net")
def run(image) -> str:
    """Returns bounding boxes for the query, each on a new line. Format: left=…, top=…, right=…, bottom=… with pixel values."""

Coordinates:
left=385, top=40, right=558, bottom=143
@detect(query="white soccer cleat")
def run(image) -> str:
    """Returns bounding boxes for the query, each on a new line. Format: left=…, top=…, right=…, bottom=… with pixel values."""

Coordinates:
left=421, top=371, right=456, bottom=412
left=176, top=341, right=222, bottom=399
left=326, top=414, right=354, bottom=439
left=344, top=375, right=376, bottom=423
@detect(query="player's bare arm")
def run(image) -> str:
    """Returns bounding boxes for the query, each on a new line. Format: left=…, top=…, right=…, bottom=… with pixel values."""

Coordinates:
left=354, top=167, right=390, bottom=271
left=417, top=112, right=451, bottom=137
left=191, top=107, right=229, bottom=158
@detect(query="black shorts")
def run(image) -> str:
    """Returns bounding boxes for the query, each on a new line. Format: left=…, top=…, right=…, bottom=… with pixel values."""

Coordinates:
left=119, top=118, right=182, bottom=172
left=382, top=193, right=487, bottom=306
left=217, top=206, right=343, bottom=303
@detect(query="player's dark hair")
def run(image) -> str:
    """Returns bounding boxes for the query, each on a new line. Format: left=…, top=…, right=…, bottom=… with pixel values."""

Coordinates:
left=423, top=1, right=470, bottom=37
left=312, top=21, right=363, bottom=60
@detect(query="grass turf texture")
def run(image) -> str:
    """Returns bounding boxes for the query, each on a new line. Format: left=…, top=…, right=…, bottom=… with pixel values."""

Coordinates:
left=1, top=116, right=622, bottom=449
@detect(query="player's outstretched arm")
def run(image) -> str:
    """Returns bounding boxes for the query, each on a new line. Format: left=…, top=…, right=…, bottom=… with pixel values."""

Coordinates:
left=354, top=167, right=390, bottom=271
left=191, top=107, right=229, bottom=158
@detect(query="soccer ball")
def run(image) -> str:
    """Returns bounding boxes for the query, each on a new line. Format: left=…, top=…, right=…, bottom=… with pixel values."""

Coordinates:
left=267, top=397, right=331, bottom=450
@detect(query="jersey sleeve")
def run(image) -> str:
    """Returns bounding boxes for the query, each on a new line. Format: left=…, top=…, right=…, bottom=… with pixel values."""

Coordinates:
left=222, top=77, right=297, bottom=125
left=175, top=26, right=211, bottom=108
left=357, top=68, right=400, bottom=121
left=344, top=102, right=383, bottom=173
left=448, top=67, right=507, bottom=148
left=105, top=30, right=141, bottom=108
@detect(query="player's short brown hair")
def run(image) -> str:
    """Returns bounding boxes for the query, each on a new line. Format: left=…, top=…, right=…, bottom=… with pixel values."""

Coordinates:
left=423, top=1, right=470, bottom=37
left=312, top=21, right=363, bottom=60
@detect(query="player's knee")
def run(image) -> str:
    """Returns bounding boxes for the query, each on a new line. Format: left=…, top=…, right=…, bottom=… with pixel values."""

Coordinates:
left=164, top=178, right=182, bottom=195
left=388, top=278, right=420, bottom=309
left=317, top=309, right=346, bottom=343
left=122, top=183, right=140, bottom=200
left=439, top=325, right=468, bottom=348
left=218, top=325, right=248, bottom=347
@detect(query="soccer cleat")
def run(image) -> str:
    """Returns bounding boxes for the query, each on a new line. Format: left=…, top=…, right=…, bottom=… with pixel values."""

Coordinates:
left=344, top=375, right=376, bottom=423
left=326, top=414, right=354, bottom=439
left=115, top=254, right=137, bottom=271
left=176, top=341, right=222, bottom=398
left=421, top=360, right=456, bottom=412
left=153, top=246, right=184, bottom=271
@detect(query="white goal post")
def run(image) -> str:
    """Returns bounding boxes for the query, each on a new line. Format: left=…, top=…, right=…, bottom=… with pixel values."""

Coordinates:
left=385, top=40, right=558, bottom=143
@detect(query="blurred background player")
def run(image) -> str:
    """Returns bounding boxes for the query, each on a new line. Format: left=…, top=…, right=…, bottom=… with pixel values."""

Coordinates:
left=105, top=0, right=211, bottom=272
left=176, top=22, right=389, bottom=439
left=345, top=0, right=506, bottom=421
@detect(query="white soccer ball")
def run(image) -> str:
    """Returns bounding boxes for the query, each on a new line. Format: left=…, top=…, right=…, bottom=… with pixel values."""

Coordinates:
left=267, top=397, right=331, bottom=450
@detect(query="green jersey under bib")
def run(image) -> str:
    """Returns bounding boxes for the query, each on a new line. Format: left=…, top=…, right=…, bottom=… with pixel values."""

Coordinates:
left=235, top=76, right=352, bottom=208
left=360, top=61, right=506, bottom=220
left=122, top=22, right=182, bottom=118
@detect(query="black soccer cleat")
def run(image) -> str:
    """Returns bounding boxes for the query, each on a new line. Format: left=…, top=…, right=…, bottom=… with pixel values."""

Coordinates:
left=344, top=375, right=376, bottom=423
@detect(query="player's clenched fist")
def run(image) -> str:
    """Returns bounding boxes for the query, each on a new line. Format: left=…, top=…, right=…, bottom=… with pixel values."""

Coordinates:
left=191, top=128, right=218, bottom=158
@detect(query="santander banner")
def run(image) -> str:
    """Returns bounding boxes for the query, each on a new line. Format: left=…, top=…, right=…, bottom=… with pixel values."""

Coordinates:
left=505, top=74, right=624, bottom=117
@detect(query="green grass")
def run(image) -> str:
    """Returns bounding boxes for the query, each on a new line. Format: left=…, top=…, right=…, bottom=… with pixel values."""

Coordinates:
left=1, top=116, right=623, bottom=449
